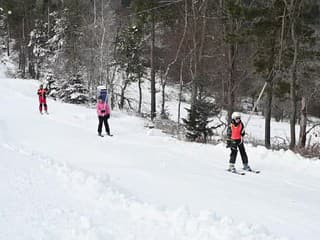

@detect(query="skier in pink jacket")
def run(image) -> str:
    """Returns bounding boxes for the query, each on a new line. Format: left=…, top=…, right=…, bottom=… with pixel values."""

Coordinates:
left=96, top=96, right=112, bottom=137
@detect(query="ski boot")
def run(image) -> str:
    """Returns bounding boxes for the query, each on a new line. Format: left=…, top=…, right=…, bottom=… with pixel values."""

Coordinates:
left=228, top=163, right=236, bottom=173
left=243, top=164, right=252, bottom=171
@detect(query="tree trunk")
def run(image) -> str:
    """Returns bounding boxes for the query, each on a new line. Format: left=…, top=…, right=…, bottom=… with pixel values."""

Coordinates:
left=223, top=4, right=238, bottom=122
left=7, top=12, right=10, bottom=56
left=28, top=47, right=35, bottom=78
left=99, top=0, right=105, bottom=85
left=110, top=25, right=121, bottom=110
left=226, top=43, right=236, bottom=121
left=120, top=73, right=129, bottom=109
left=93, top=0, right=97, bottom=25
left=138, top=77, right=142, bottom=114
left=190, top=0, right=207, bottom=119
left=178, top=59, right=184, bottom=125
left=265, top=80, right=273, bottom=149
left=21, top=17, right=26, bottom=78
left=150, top=7, right=156, bottom=120
left=160, top=70, right=166, bottom=118
left=47, top=5, right=50, bottom=35
left=298, top=96, right=307, bottom=148
left=162, top=0, right=188, bottom=119
left=289, top=19, right=298, bottom=150
left=189, top=1, right=198, bottom=119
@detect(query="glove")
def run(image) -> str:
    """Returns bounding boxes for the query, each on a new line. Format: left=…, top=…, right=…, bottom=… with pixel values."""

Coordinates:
left=226, top=140, right=231, bottom=148
left=106, top=114, right=110, bottom=119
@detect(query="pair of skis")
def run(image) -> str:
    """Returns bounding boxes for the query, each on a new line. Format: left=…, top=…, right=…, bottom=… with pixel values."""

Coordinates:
left=227, top=168, right=260, bottom=175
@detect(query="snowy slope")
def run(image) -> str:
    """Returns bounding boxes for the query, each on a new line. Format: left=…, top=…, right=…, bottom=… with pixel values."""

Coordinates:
left=1, top=65, right=320, bottom=240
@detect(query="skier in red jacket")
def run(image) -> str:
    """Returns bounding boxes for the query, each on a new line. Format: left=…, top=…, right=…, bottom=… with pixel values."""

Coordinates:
left=37, top=84, right=48, bottom=114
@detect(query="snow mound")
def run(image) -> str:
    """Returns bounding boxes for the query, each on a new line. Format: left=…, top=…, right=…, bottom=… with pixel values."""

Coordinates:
left=0, top=143, right=284, bottom=240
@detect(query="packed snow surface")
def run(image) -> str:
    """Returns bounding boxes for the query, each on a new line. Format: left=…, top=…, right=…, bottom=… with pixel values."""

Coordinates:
left=1, top=65, right=320, bottom=240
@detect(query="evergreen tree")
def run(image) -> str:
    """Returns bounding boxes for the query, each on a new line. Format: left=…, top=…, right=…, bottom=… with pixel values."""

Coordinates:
left=115, top=24, right=144, bottom=109
left=57, top=73, right=89, bottom=104
left=28, top=19, right=48, bottom=79
left=183, top=98, right=220, bottom=143
left=28, top=9, right=67, bottom=83
left=183, top=79, right=221, bottom=143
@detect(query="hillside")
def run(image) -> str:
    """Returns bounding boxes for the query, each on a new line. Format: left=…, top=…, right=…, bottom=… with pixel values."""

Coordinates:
left=1, top=65, right=320, bottom=240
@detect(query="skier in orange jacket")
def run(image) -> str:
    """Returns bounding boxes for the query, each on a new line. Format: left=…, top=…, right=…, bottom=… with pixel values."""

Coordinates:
left=226, top=112, right=251, bottom=172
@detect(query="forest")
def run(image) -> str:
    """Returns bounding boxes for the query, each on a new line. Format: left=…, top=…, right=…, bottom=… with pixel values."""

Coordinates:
left=0, top=0, right=319, bottom=154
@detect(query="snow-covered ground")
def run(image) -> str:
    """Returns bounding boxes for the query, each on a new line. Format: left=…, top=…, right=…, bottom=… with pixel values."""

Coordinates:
left=1, top=65, right=320, bottom=240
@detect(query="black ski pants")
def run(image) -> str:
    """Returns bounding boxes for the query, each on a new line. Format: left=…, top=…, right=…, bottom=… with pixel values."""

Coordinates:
left=229, top=139, right=248, bottom=165
left=98, top=115, right=110, bottom=135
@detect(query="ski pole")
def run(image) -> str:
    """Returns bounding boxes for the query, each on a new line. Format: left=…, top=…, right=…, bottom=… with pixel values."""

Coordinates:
left=245, top=81, right=268, bottom=127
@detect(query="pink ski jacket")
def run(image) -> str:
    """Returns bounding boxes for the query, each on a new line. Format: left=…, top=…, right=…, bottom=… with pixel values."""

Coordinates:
left=96, top=101, right=110, bottom=117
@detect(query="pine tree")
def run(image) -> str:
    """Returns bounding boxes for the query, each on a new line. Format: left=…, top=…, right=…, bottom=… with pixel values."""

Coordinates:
left=183, top=59, right=222, bottom=143
left=183, top=91, right=220, bottom=143
left=57, top=74, right=89, bottom=104
left=28, top=19, right=49, bottom=79
left=115, top=24, right=144, bottom=109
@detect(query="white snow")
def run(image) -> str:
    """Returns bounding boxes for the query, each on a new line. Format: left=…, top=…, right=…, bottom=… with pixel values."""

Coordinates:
left=0, top=64, right=320, bottom=240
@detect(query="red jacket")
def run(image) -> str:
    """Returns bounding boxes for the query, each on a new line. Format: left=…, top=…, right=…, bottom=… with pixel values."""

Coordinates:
left=37, top=88, right=47, bottom=103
